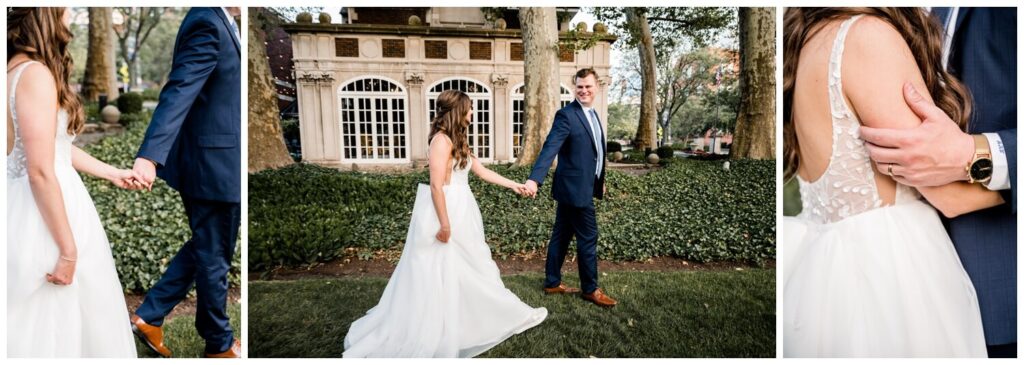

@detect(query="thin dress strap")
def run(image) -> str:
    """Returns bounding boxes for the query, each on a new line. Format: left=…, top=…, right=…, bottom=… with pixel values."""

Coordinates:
left=8, top=60, right=41, bottom=130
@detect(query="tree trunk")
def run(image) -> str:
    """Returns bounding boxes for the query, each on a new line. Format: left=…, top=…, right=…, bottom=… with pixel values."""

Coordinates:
left=248, top=9, right=294, bottom=172
left=514, top=7, right=561, bottom=167
left=731, top=7, right=775, bottom=160
left=628, top=8, right=657, bottom=152
left=82, top=8, right=118, bottom=102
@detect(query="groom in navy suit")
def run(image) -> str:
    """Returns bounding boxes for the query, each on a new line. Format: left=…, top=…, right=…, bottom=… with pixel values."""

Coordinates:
left=860, top=8, right=1016, bottom=358
left=127, top=7, right=242, bottom=358
left=524, top=68, right=617, bottom=307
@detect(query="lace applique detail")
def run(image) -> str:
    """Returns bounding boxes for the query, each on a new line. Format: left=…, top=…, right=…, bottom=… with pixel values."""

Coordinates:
left=797, top=15, right=887, bottom=224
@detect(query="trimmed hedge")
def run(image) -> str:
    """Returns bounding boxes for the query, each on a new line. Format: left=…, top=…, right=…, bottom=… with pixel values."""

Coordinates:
left=656, top=145, right=674, bottom=159
left=82, top=114, right=241, bottom=292
left=116, top=92, right=144, bottom=114
left=606, top=141, right=622, bottom=153
left=249, top=159, right=775, bottom=271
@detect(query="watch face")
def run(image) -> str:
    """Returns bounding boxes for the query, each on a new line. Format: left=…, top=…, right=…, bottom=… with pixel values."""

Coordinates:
left=970, top=158, right=994, bottom=180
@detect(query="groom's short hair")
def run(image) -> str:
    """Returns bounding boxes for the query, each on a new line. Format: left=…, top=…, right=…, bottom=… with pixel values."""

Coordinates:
left=573, top=68, right=599, bottom=84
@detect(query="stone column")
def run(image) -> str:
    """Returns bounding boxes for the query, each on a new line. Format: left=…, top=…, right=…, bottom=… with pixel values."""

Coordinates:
left=318, top=72, right=339, bottom=161
left=491, top=72, right=510, bottom=162
left=405, top=71, right=427, bottom=165
left=296, top=72, right=325, bottom=162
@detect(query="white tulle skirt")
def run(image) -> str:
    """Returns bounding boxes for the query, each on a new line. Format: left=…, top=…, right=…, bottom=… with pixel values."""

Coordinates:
left=7, top=166, right=137, bottom=358
left=343, top=183, right=547, bottom=358
left=783, top=199, right=987, bottom=357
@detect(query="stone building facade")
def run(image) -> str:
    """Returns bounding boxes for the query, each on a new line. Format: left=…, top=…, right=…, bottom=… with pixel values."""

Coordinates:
left=283, top=7, right=615, bottom=167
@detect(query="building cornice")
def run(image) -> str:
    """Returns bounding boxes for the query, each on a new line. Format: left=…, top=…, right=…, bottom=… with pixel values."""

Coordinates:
left=282, top=23, right=617, bottom=43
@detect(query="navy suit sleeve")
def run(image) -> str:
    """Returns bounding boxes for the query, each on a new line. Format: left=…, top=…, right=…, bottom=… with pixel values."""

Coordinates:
left=996, top=128, right=1016, bottom=212
left=528, top=109, right=572, bottom=186
left=137, top=11, right=221, bottom=166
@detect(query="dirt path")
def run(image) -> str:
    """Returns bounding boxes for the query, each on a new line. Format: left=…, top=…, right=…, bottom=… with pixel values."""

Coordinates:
left=251, top=257, right=774, bottom=281
left=124, top=287, right=241, bottom=320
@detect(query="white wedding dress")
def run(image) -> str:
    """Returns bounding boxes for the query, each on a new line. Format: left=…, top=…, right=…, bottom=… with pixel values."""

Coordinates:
left=343, top=151, right=548, bottom=358
left=783, top=16, right=987, bottom=358
left=6, top=61, right=137, bottom=357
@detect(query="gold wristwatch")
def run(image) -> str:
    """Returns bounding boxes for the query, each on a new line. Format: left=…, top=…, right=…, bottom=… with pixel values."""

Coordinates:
left=966, top=134, right=993, bottom=184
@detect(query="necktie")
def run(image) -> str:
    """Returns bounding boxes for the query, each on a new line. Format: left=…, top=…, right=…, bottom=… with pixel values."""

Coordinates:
left=589, top=109, right=604, bottom=177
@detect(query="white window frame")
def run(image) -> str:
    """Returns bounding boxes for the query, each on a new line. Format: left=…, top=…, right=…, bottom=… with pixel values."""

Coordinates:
left=337, top=76, right=410, bottom=163
left=426, top=77, right=494, bottom=161
left=509, top=83, right=574, bottom=161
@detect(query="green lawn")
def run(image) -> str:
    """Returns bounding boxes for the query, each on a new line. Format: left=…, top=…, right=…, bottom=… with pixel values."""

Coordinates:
left=136, top=303, right=242, bottom=358
left=249, top=270, right=775, bottom=358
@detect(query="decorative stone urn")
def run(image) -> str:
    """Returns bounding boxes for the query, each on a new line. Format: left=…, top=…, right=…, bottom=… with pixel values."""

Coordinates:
left=495, top=18, right=507, bottom=30
left=594, top=22, right=608, bottom=34
left=646, top=153, right=660, bottom=165
left=408, top=15, right=422, bottom=26
left=296, top=12, right=313, bottom=24
left=318, top=12, right=331, bottom=24
left=100, top=104, right=121, bottom=124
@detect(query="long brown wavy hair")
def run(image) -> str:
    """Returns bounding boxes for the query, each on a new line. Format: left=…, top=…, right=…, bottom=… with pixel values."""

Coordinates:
left=428, top=90, right=473, bottom=169
left=783, top=7, right=972, bottom=179
left=8, top=7, right=85, bottom=135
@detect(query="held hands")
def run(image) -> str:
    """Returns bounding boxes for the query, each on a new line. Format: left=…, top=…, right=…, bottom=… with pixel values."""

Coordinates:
left=109, top=168, right=147, bottom=190
left=46, top=254, right=76, bottom=286
left=132, top=158, right=158, bottom=191
left=520, top=180, right=538, bottom=199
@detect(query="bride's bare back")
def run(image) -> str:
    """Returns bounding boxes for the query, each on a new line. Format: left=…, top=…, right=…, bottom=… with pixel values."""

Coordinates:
left=792, top=17, right=899, bottom=206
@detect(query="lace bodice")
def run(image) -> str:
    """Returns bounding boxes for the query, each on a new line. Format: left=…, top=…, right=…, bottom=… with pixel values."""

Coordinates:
left=796, top=16, right=919, bottom=224
left=7, top=61, right=75, bottom=179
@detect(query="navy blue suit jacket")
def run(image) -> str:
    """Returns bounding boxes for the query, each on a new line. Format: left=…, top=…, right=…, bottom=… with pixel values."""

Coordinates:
left=945, top=7, right=1017, bottom=346
left=528, top=100, right=606, bottom=208
left=137, top=7, right=241, bottom=203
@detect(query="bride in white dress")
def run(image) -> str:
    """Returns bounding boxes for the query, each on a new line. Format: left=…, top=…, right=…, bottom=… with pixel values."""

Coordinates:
left=782, top=9, right=1005, bottom=357
left=343, top=89, right=548, bottom=358
left=7, top=8, right=140, bottom=358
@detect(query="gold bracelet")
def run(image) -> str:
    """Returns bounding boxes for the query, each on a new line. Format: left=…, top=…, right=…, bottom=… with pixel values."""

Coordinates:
left=59, top=255, right=77, bottom=262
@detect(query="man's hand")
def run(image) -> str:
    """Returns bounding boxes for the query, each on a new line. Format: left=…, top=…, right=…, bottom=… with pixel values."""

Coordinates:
left=859, top=82, right=974, bottom=187
left=524, top=180, right=538, bottom=198
left=133, top=158, right=157, bottom=191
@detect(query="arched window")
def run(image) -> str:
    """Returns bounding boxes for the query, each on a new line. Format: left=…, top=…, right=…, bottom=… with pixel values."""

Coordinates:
left=427, top=78, right=493, bottom=160
left=338, top=77, right=408, bottom=161
left=510, top=84, right=574, bottom=159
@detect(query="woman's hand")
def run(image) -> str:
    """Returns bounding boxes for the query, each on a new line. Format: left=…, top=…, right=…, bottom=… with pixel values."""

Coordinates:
left=510, top=183, right=530, bottom=197
left=436, top=225, right=451, bottom=243
left=109, top=168, right=146, bottom=190
left=46, top=255, right=76, bottom=286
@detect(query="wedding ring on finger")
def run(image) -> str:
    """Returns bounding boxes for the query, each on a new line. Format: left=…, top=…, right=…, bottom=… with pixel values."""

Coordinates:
left=887, top=163, right=894, bottom=177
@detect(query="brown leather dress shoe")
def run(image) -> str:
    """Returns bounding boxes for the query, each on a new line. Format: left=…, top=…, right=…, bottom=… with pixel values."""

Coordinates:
left=205, top=339, right=241, bottom=358
left=582, top=288, right=618, bottom=307
left=543, top=282, right=581, bottom=294
left=131, top=314, right=171, bottom=357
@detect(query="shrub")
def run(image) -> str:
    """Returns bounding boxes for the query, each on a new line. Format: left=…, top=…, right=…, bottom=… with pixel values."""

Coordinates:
left=118, top=110, right=152, bottom=127
left=141, top=88, right=161, bottom=101
left=249, top=159, right=776, bottom=271
left=116, top=92, right=144, bottom=114
left=83, top=120, right=241, bottom=292
left=606, top=141, right=622, bottom=153
left=656, top=145, right=674, bottom=159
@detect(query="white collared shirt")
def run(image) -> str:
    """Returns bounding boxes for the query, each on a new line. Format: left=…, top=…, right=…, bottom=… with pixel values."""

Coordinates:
left=221, top=7, right=240, bottom=40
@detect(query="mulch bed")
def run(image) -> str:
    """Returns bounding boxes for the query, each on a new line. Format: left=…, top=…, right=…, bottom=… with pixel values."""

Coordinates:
left=124, top=287, right=241, bottom=320
left=251, top=256, right=774, bottom=281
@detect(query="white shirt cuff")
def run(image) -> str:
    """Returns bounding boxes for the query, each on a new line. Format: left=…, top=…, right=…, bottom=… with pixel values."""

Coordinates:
left=982, top=132, right=1010, bottom=190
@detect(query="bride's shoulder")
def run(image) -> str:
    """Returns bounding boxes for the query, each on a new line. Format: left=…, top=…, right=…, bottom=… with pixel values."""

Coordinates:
left=844, top=16, right=911, bottom=59
left=10, top=61, right=57, bottom=100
